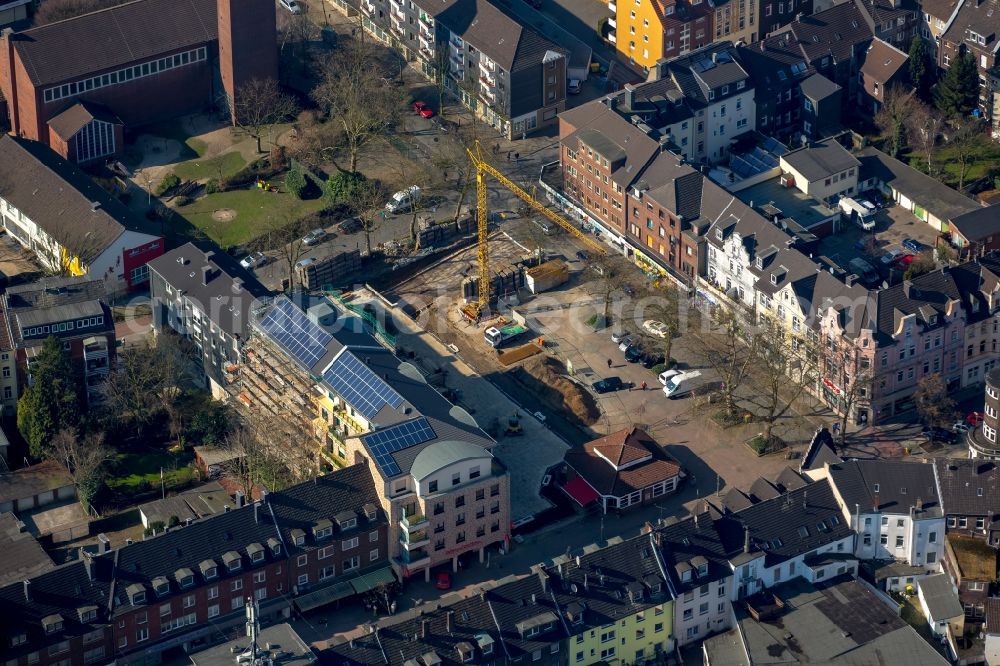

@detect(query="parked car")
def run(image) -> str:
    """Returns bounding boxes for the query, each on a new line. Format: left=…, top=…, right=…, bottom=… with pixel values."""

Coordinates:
left=893, top=254, right=915, bottom=268
left=279, top=0, right=302, bottom=12
left=294, top=257, right=316, bottom=270
left=567, top=79, right=582, bottom=94
left=901, top=238, right=927, bottom=253
left=642, top=319, right=669, bottom=338
left=967, top=411, right=985, bottom=426
left=858, top=199, right=877, bottom=214
left=412, top=101, right=435, bottom=118
left=593, top=376, right=624, bottom=393
left=611, top=330, right=628, bottom=344
left=301, top=228, right=328, bottom=246
left=338, top=217, right=362, bottom=233
left=658, top=368, right=681, bottom=385
left=952, top=421, right=972, bottom=433
left=880, top=248, right=902, bottom=265
left=435, top=571, right=451, bottom=589
left=618, top=336, right=634, bottom=352
left=641, top=352, right=665, bottom=368
left=240, top=251, right=267, bottom=269
left=385, top=185, right=421, bottom=213
left=624, top=345, right=645, bottom=363
left=575, top=250, right=590, bottom=262
left=921, top=427, right=957, bottom=444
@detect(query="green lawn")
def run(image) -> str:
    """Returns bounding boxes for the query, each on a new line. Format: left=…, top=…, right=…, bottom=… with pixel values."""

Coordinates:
left=106, top=450, right=196, bottom=494
left=910, top=141, right=1000, bottom=188
left=173, top=152, right=247, bottom=182
left=174, top=188, right=327, bottom=247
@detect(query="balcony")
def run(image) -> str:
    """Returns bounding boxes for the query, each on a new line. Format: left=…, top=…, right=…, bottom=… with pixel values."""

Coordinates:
left=400, top=512, right=428, bottom=530
left=399, top=527, right=430, bottom=549
left=608, top=30, right=617, bottom=44
left=480, top=85, right=496, bottom=102
left=480, top=71, right=496, bottom=86
left=608, top=16, right=616, bottom=28
left=450, top=54, right=464, bottom=70
left=390, top=19, right=404, bottom=36
left=968, top=427, right=1000, bottom=459
left=419, top=12, right=433, bottom=26
left=363, top=0, right=375, bottom=13
left=608, top=0, right=616, bottom=11
left=397, top=548, right=430, bottom=566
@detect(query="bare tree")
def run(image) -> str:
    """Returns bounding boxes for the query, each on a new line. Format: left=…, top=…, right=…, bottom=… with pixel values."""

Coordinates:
left=949, top=119, right=985, bottom=190
left=233, top=78, right=298, bottom=154
left=913, top=372, right=956, bottom=428
left=260, top=214, right=309, bottom=291
left=589, top=254, right=632, bottom=328
left=50, top=428, right=110, bottom=512
left=874, top=85, right=915, bottom=157
left=349, top=179, right=387, bottom=256
left=836, top=369, right=872, bottom=452
left=632, top=281, right=683, bottom=364
left=905, top=101, right=943, bottom=175
left=311, top=45, right=401, bottom=172
left=689, top=307, right=759, bottom=416
left=278, top=9, right=319, bottom=70
left=746, top=320, right=818, bottom=442
left=33, top=0, right=123, bottom=25
left=222, top=414, right=315, bottom=495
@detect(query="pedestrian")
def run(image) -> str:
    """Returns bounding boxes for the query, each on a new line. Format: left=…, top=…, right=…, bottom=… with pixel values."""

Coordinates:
left=507, top=151, right=511, bottom=161
left=514, top=152, right=520, bottom=161
left=641, top=381, right=647, bottom=391
left=607, top=358, right=613, bottom=369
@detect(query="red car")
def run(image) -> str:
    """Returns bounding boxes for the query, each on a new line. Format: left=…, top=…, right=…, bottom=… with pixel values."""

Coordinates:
left=412, top=101, right=435, bottom=118
left=435, top=571, right=451, bottom=589
left=967, top=411, right=985, bottom=426
left=893, top=254, right=915, bottom=268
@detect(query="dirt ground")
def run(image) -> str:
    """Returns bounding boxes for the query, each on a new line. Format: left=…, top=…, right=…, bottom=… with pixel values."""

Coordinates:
left=516, top=356, right=600, bottom=425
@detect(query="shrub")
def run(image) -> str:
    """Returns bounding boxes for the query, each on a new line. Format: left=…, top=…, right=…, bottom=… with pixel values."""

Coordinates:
left=174, top=195, right=191, bottom=207
left=156, top=173, right=180, bottom=196
left=167, top=515, right=180, bottom=528
left=205, top=178, right=221, bottom=194
left=285, top=169, right=308, bottom=199
left=650, top=363, right=667, bottom=376
left=324, top=170, right=367, bottom=205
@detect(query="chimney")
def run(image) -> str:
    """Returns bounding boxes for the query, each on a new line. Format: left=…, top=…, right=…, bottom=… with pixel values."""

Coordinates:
left=446, top=610, right=454, bottom=633
left=743, top=526, right=750, bottom=553
left=261, top=488, right=269, bottom=503
left=873, top=493, right=879, bottom=512
left=655, top=57, right=670, bottom=80
left=624, top=83, right=636, bottom=109
left=81, top=551, right=94, bottom=581
left=201, top=265, right=213, bottom=286
left=845, top=274, right=856, bottom=287
left=641, top=521, right=655, bottom=535
left=232, top=278, right=244, bottom=293
left=23, top=579, right=31, bottom=602
left=421, top=619, right=430, bottom=639
left=235, top=490, right=245, bottom=508
left=916, top=497, right=923, bottom=511
left=254, top=501, right=259, bottom=524
left=608, top=95, right=619, bottom=112
left=694, top=513, right=699, bottom=527
left=97, top=533, right=110, bottom=554
left=90, top=201, right=101, bottom=212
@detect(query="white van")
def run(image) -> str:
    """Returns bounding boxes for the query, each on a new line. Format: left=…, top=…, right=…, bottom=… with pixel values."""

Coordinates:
left=840, top=196, right=876, bottom=230
left=385, top=185, right=422, bottom=213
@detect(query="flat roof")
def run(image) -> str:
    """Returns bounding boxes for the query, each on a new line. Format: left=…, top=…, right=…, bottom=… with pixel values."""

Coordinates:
left=735, top=178, right=839, bottom=230
left=0, top=461, right=73, bottom=504
left=189, top=623, right=315, bottom=666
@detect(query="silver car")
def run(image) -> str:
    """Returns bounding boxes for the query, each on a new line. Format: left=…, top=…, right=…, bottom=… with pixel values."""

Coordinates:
left=301, top=228, right=327, bottom=246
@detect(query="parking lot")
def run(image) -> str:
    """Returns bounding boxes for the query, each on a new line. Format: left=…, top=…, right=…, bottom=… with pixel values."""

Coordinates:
left=816, top=201, right=943, bottom=280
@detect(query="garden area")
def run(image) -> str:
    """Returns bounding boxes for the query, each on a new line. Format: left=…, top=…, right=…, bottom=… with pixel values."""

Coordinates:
left=105, top=449, right=198, bottom=496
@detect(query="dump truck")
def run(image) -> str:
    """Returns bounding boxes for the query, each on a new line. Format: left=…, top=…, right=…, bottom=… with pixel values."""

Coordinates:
left=525, top=259, right=569, bottom=294
left=485, top=310, right=530, bottom=348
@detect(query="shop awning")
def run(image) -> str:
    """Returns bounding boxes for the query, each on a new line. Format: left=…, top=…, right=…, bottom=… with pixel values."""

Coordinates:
left=563, top=476, right=600, bottom=506
left=350, top=566, right=396, bottom=595
left=293, top=580, right=355, bottom=613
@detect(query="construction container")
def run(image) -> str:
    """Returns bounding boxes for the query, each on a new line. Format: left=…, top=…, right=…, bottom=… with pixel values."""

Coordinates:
left=525, top=259, right=569, bottom=294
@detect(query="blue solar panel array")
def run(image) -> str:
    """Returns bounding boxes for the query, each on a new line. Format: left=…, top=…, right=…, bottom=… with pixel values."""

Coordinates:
left=258, top=297, right=334, bottom=368
left=730, top=148, right=780, bottom=179
left=364, top=417, right=437, bottom=476
left=323, top=351, right=404, bottom=419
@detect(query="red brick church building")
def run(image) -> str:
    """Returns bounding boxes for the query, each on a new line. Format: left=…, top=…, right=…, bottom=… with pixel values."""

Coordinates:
left=0, top=0, right=277, bottom=164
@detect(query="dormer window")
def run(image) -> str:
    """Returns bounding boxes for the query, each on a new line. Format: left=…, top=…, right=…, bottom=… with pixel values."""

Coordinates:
left=9, top=633, right=27, bottom=647
left=131, top=590, right=146, bottom=605
left=223, top=551, right=242, bottom=572
left=770, top=273, right=778, bottom=285
left=715, top=228, right=724, bottom=241
left=42, top=615, right=64, bottom=634
left=682, top=569, right=692, bottom=582
left=152, top=576, right=170, bottom=597
left=929, top=315, right=937, bottom=325
left=313, top=519, right=333, bottom=540
left=335, top=511, right=358, bottom=531
left=175, top=567, right=194, bottom=588
left=78, top=606, right=97, bottom=623
left=291, top=529, right=306, bottom=546
left=268, top=538, right=282, bottom=556
left=698, top=563, right=708, bottom=576
left=755, top=257, right=763, bottom=269
left=475, top=633, right=494, bottom=655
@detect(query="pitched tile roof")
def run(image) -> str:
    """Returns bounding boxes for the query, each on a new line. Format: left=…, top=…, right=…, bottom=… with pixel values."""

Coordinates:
left=827, top=460, right=940, bottom=514
left=8, top=0, right=217, bottom=87
left=47, top=101, right=122, bottom=141
left=782, top=139, right=861, bottom=182
left=267, top=462, right=383, bottom=555
left=860, top=39, right=909, bottom=85
left=856, top=146, right=981, bottom=221
left=949, top=204, right=1000, bottom=242
left=941, top=0, right=1000, bottom=50
left=987, top=597, right=1000, bottom=633
left=0, top=512, right=55, bottom=587
left=0, top=135, right=156, bottom=264
left=560, top=102, right=661, bottom=190
left=0, top=559, right=113, bottom=662
left=933, top=458, right=1000, bottom=520
left=564, top=427, right=681, bottom=497
left=800, top=426, right=841, bottom=471
left=148, top=242, right=270, bottom=339
left=655, top=512, right=733, bottom=593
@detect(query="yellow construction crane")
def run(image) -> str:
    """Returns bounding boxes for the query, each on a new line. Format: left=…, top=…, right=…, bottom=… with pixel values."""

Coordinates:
left=464, top=140, right=606, bottom=320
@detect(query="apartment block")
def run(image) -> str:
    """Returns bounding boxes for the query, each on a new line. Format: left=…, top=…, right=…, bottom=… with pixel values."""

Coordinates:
left=612, top=0, right=714, bottom=71
left=934, top=458, right=1000, bottom=542
left=233, top=295, right=511, bottom=582
left=148, top=243, right=269, bottom=398
left=360, top=0, right=567, bottom=139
